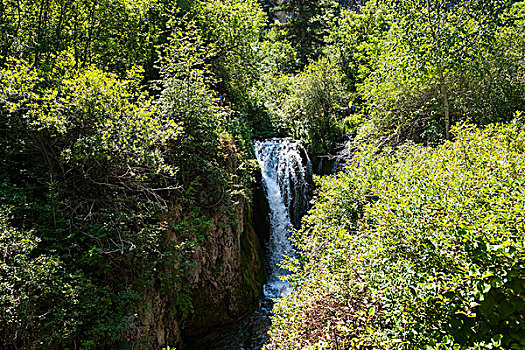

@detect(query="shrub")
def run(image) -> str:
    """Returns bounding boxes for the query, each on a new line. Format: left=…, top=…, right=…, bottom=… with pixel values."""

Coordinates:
left=267, top=122, right=525, bottom=349
left=0, top=58, right=185, bottom=348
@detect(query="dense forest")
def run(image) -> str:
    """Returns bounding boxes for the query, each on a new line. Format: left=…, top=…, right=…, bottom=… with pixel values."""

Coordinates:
left=0, top=0, right=524, bottom=349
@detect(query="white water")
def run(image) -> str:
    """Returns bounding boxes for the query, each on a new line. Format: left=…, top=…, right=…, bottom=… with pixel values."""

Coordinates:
left=186, top=138, right=312, bottom=349
left=332, top=135, right=353, bottom=173
left=254, top=138, right=311, bottom=298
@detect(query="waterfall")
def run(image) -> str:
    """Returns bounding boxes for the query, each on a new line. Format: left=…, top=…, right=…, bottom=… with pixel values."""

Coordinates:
left=332, top=135, right=354, bottom=173
left=185, top=138, right=312, bottom=349
left=254, top=138, right=312, bottom=298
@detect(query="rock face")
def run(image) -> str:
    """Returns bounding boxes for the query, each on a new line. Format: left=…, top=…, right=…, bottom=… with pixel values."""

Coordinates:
left=183, top=196, right=265, bottom=339
left=141, top=290, right=184, bottom=347
left=136, top=138, right=274, bottom=349
left=140, top=191, right=266, bottom=349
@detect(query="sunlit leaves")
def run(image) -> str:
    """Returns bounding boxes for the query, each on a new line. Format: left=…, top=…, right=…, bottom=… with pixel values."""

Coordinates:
left=357, top=0, right=524, bottom=145
left=267, top=123, right=525, bottom=349
left=193, top=0, right=266, bottom=103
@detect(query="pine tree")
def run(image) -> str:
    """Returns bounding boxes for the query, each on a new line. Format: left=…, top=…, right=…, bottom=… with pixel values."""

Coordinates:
left=273, top=0, right=338, bottom=65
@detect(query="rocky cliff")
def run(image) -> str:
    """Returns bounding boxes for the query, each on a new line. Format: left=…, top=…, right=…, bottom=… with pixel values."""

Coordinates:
left=183, top=196, right=265, bottom=339
left=138, top=141, right=267, bottom=349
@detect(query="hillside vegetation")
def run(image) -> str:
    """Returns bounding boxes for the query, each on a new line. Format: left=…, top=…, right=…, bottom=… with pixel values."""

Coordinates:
left=267, top=122, right=525, bottom=349
left=1, top=0, right=263, bottom=347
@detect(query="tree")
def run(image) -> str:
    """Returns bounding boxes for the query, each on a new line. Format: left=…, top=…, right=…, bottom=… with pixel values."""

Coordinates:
left=360, top=0, right=520, bottom=144
left=325, top=0, right=392, bottom=92
left=0, top=0, right=172, bottom=79
left=193, top=0, right=266, bottom=105
left=273, top=0, right=338, bottom=65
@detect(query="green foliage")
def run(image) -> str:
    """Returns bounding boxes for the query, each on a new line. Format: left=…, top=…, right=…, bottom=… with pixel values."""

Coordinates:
left=255, top=28, right=301, bottom=76
left=0, top=1, right=259, bottom=348
left=326, top=0, right=392, bottom=92
left=247, top=28, right=301, bottom=138
left=0, top=207, right=76, bottom=348
left=266, top=122, right=525, bottom=349
left=255, top=0, right=524, bottom=149
left=273, top=0, right=338, bottom=65
left=194, top=0, right=266, bottom=105
left=290, top=58, right=349, bottom=152
left=338, top=113, right=365, bottom=135
left=160, top=209, right=214, bottom=323
left=3, top=0, right=524, bottom=347
left=0, top=57, right=189, bottom=347
left=157, top=17, right=254, bottom=205
left=0, top=0, right=173, bottom=79
left=253, top=57, right=349, bottom=153
left=358, top=0, right=524, bottom=144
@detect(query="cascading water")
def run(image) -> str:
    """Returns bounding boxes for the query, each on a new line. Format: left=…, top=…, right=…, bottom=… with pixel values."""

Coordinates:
left=332, top=135, right=354, bottom=173
left=186, top=138, right=311, bottom=349
left=254, top=138, right=312, bottom=298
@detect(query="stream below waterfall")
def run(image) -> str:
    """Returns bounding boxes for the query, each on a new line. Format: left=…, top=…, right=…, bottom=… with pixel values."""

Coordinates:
left=186, top=138, right=312, bottom=350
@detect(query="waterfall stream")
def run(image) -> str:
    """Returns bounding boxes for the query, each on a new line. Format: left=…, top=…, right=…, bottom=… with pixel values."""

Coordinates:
left=254, top=138, right=311, bottom=298
left=186, top=138, right=311, bottom=349
left=332, top=135, right=353, bottom=173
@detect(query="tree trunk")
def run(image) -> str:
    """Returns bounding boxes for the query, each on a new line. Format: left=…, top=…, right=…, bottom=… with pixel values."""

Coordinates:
left=443, top=92, right=450, bottom=140
left=438, top=66, right=451, bottom=140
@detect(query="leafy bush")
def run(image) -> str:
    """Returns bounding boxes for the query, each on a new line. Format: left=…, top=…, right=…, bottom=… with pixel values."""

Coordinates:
left=253, top=57, right=349, bottom=153
left=0, top=207, right=82, bottom=348
left=0, top=57, right=189, bottom=348
left=266, top=122, right=525, bottom=349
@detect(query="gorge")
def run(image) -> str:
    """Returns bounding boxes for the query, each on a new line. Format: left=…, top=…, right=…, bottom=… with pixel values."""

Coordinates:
left=185, top=138, right=312, bottom=349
